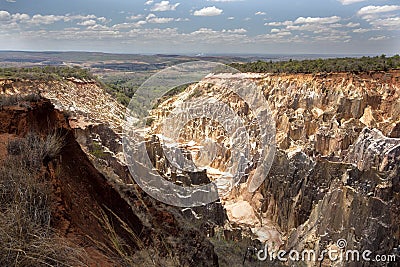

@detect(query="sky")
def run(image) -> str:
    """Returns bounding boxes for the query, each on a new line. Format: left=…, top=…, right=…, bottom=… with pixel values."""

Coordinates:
left=0, top=0, right=399, bottom=55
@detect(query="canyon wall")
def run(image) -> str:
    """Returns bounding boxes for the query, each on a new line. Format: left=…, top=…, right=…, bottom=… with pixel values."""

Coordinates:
left=2, top=70, right=399, bottom=266
left=151, top=70, right=400, bottom=266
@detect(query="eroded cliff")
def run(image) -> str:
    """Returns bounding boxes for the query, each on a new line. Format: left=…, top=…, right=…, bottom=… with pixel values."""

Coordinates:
left=1, top=70, right=399, bottom=266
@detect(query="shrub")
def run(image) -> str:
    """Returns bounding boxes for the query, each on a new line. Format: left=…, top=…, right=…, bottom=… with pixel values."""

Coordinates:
left=7, top=131, right=65, bottom=171
left=0, top=132, right=85, bottom=266
left=0, top=94, right=41, bottom=108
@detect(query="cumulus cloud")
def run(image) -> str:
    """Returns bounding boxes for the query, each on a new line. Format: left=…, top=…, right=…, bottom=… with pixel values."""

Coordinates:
left=222, top=28, right=247, bottom=33
left=345, top=22, right=360, bottom=27
left=144, top=0, right=154, bottom=5
left=78, top=19, right=97, bottom=26
left=63, top=14, right=97, bottom=22
left=265, top=20, right=293, bottom=26
left=127, top=14, right=144, bottom=20
left=369, top=17, right=400, bottom=29
left=151, top=1, right=180, bottom=11
left=193, top=6, right=223, bottom=16
left=337, top=0, right=366, bottom=5
left=146, top=13, right=174, bottom=23
left=97, top=17, right=108, bottom=23
left=294, top=16, right=341, bottom=24
left=255, top=11, right=266, bottom=15
left=369, top=36, right=388, bottom=41
left=0, top=11, right=101, bottom=27
left=31, top=14, right=65, bottom=25
left=353, top=28, right=372, bottom=33
left=357, top=5, right=400, bottom=30
left=227, top=16, right=234, bottom=20
left=112, top=22, right=146, bottom=30
left=0, top=10, right=11, bottom=20
left=357, top=5, right=400, bottom=16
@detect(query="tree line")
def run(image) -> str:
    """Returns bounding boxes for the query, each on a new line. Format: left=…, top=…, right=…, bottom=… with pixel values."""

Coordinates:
left=230, top=55, right=400, bottom=74
left=0, top=66, right=94, bottom=81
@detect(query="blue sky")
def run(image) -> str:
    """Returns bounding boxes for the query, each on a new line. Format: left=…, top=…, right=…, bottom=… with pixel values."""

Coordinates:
left=0, top=0, right=399, bottom=55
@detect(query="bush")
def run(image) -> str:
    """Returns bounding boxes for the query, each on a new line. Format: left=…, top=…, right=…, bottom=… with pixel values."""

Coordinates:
left=0, top=132, right=85, bottom=266
left=7, top=131, right=65, bottom=171
left=0, top=94, right=41, bottom=108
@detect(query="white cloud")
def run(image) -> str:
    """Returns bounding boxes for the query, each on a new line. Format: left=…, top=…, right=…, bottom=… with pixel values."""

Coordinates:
left=78, top=20, right=97, bottom=26
left=112, top=22, right=146, bottom=30
left=357, top=5, right=400, bottom=30
left=227, top=16, right=234, bottom=20
left=87, top=24, right=110, bottom=31
left=369, top=36, right=388, bottom=41
left=11, top=13, right=30, bottom=21
left=276, top=31, right=291, bottom=36
left=151, top=1, right=180, bottom=11
left=271, top=28, right=280, bottom=33
left=337, top=0, right=367, bottom=5
left=175, top=17, right=189, bottom=21
left=97, top=17, right=108, bottom=23
left=193, top=6, right=223, bottom=16
left=294, top=16, right=341, bottom=24
left=369, top=17, right=400, bottom=29
left=0, top=10, right=11, bottom=21
left=63, top=15, right=97, bottom=22
left=145, top=0, right=154, bottom=5
left=357, top=5, right=400, bottom=16
left=255, top=11, right=266, bottom=15
left=127, top=14, right=144, bottom=20
left=149, top=17, right=174, bottom=23
left=265, top=20, right=293, bottom=26
left=145, top=13, right=176, bottom=23
left=345, top=22, right=360, bottom=27
left=31, top=14, right=65, bottom=25
left=222, top=28, right=247, bottom=33
left=6, top=0, right=16, bottom=2
left=353, top=28, right=372, bottom=33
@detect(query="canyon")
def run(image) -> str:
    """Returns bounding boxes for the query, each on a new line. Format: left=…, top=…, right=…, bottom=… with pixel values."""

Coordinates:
left=1, top=69, right=399, bottom=266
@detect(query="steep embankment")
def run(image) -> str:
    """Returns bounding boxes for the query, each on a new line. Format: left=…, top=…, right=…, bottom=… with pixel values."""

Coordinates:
left=151, top=70, right=400, bottom=266
left=0, top=81, right=219, bottom=266
left=1, top=70, right=399, bottom=266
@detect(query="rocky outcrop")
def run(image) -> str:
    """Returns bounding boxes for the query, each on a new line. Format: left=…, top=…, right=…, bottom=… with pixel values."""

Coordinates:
left=150, top=70, right=400, bottom=266
left=2, top=70, right=399, bottom=266
left=0, top=97, right=219, bottom=266
left=346, top=127, right=400, bottom=174
left=0, top=79, right=126, bottom=130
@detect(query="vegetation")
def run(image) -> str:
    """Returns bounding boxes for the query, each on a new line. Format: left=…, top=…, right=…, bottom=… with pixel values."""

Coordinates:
left=0, top=132, right=87, bottom=266
left=100, top=73, right=151, bottom=106
left=0, top=66, right=94, bottom=81
left=231, top=54, right=400, bottom=74
left=0, top=93, right=41, bottom=107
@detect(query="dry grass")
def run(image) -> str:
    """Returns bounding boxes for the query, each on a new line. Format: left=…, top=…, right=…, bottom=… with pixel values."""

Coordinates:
left=7, top=131, right=65, bottom=170
left=0, top=94, right=41, bottom=108
left=0, top=132, right=87, bottom=266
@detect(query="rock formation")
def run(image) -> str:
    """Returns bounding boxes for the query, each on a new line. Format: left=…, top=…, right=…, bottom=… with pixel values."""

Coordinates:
left=1, top=70, right=399, bottom=266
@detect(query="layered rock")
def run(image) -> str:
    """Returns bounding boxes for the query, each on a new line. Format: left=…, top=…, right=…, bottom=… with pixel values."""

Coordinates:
left=2, top=69, right=399, bottom=266
left=150, top=70, right=400, bottom=266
